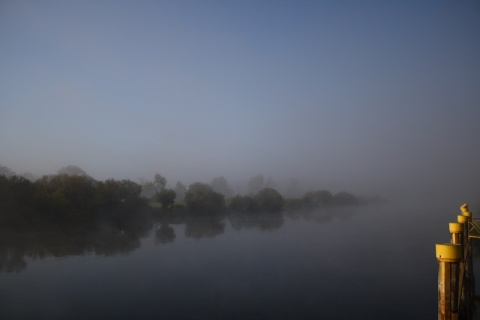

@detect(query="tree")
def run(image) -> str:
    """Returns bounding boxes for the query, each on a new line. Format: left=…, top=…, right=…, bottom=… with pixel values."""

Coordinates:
left=153, top=173, right=167, bottom=192
left=0, top=165, right=15, bottom=178
left=174, top=181, right=187, bottom=202
left=229, top=195, right=258, bottom=213
left=247, top=175, right=265, bottom=195
left=139, top=173, right=167, bottom=200
left=33, top=174, right=97, bottom=221
left=0, top=175, right=34, bottom=211
left=255, top=188, right=284, bottom=212
left=57, top=165, right=88, bottom=176
left=139, top=178, right=156, bottom=199
left=210, top=176, right=233, bottom=198
left=157, top=189, right=176, bottom=209
left=333, top=192, right=359, bottom=206
left=21, top=172, right=38, bottom=182
left=96, top=179, right=143, bottom=209
left=302, top=190, right=333, bottom=207
left=184, top=182, right=225, bottom=214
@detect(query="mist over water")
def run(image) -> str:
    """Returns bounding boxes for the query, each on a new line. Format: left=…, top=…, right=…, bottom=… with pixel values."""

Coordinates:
left=0, top=202, right=451, bottom=319
left=1, top=1, right=479, bottom=319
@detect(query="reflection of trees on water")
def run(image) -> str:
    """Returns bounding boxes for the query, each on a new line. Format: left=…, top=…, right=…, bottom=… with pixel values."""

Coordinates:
left=228, top=212, right=284, bottom=231
left=0, top=205, right=361, bottom=273
left=0, top=251, right=27, bottom=273
left=0, top=213, right=154, bottom=273
left=184, top=217, right=225, bottom=239
left=155, top=223, right=176, bottom=244
left=285, top=207, right=356, bottom=224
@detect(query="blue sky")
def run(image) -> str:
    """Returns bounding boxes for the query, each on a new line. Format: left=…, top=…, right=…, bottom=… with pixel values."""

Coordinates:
left=1, top=1, right=479, bottom=198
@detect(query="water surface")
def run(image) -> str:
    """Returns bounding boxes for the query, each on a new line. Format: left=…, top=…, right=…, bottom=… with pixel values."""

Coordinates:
left=0, top=200, right=477, bottom=319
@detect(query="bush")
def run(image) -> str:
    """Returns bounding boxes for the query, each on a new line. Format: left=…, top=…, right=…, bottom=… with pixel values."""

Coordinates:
left=333, top=192, right=359, bottom=206
left=302, top=190, right=333, bottom=208
left=184, top=182, right=225, bottom=214
left=229, top=195, right=258, bottom=213
left=157, top=189, right=176, bottom=209
left=255, top=188, right=284, bottom=212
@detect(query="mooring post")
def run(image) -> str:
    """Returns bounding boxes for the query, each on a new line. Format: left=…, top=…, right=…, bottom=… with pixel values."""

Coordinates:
left=460, top=204, right=474, bottom=319
left=450, top=222, right=464, bottom=245
left=449, top=222, right=464, bottom=316
left=456, top=215, right=469, bottom=318
left=436, top=243, right=462, bottom=320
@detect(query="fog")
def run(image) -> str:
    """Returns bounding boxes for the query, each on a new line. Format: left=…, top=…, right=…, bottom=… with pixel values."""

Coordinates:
left=1, top=1, right=479, bottom=205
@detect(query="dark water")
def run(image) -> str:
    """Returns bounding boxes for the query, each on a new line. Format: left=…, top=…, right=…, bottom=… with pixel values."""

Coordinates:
left=0, top=200, right=478, bottom=319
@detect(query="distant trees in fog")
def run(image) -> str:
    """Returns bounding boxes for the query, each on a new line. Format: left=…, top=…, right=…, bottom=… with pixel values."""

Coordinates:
left=57, top=165, right=88, bottom=176
left=209, top=176, right=233, bottom=198
left=140, top=173, right=168, bottom=200
left=0, top=164, right=366, bottom=225
left=157, top=188, right=176, bottom=209
left=184, top=182, right=225, bottom=213
left=246, top=174, right=275, bottom=195
left=0, top=169, right=148, bottom=226
left=229, top=188, right=359, bottom=214
left=174, top=181, right=187, bottom=201
left=0, top=165, right=15, bottom=178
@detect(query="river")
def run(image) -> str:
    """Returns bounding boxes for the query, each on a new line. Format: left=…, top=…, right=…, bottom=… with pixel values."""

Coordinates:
left=0, top=199, right=478, bottom=319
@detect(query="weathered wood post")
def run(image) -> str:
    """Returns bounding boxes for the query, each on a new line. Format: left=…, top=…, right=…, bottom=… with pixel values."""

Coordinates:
left=436, top=243, right=463, bottom=320
left=460, top=204, right=474, bottom=319
left=449, top=222, right=464, bottom=245
left=456, top=215, right=469, bottom=319
left=449, top=222, right=464, bottom=316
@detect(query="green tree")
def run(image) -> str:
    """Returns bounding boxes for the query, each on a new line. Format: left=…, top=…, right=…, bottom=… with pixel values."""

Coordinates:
left=139, top=173, right=167, bottom=200
left=0, top=175, right=34, bottom=213
left=139, top=178, right=156, bottom=199
left=153, top=173, right=167, bottom=192
left=229, top=195, right=258, bottom=213
left=157, top=189, right=176, bottom=209
left=185, top=182, right=225, bottom=214
left=33, top=174, right=96, bottom=221
left=255, top=188, right=284, bottom=212
left=210, top=176, right=233, bottom=198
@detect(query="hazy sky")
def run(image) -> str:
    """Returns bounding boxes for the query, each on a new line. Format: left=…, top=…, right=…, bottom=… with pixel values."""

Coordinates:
left=1, top=1, right=479, bottom=198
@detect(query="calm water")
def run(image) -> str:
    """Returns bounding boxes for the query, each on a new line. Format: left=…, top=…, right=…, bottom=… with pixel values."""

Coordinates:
left=0, top=200, right=478, bottom=319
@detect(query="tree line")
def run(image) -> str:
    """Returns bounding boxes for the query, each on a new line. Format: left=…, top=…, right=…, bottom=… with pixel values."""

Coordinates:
left=0, top=165, right=369, bottom=226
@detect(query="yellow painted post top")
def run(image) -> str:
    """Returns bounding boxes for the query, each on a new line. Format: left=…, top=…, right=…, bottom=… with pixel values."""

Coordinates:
left=460, top=203, right=472, bottom=217
left=458, top=215, right=468, bottom=223
left=449, top=222, right=464, bottom=233
left=436, top=243, right=462, bottom=262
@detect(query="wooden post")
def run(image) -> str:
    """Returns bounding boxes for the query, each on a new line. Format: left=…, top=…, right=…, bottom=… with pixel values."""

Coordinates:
left=449, top=222, right=464, bottom=316
left=436, top=243, right=462, bottom=320
left=449, top=223, right=463, bottom=245
left=456, top=215, right=469, bottom=319
left=461, top=205, right=474, bottom=320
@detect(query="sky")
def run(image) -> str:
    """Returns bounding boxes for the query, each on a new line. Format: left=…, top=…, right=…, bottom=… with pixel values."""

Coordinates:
left=1, top=1, right=479, bottom=199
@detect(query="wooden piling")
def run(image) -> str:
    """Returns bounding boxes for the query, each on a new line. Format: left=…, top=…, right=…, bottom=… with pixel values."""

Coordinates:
left=436, top=203, right=477, bottom=319
left=450, top=223, right=464, bottom=316
left=436, top=243, right=462, bottom=320
left=456, top=216, right=469, bottom=319
left=461, top=206, right=474, bottom=320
